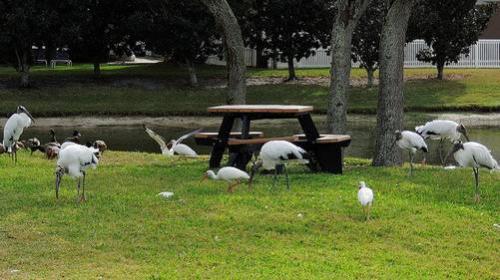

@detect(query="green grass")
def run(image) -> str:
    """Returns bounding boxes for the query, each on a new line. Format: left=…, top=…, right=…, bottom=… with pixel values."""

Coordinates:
left=0, top=151, right=499, bottom=279
left=0, top=64, right=499, bottom=116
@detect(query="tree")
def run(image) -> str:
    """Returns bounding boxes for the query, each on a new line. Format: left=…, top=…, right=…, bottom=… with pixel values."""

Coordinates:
left=408, top=0, right=496, bottom=79
left=0, top=0, right=53, bottom=86
left=69, top=0, right=137, bottom=76
left=327, top=0, right=372, bottom=134
left=372, top=0, right=418, bottom=166
left=138, top=0, right=221, bottom=86
left=251, top=0, right=331, bottom=81
left=200, top=0, right=246, bottom=105
left=351, top=0, right=385, bottom=87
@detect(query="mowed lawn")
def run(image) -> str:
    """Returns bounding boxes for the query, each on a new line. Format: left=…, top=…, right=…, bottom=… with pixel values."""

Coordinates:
left=0, top=64, right=499, bottom=116
left=0, top=151, right=498, bottom=279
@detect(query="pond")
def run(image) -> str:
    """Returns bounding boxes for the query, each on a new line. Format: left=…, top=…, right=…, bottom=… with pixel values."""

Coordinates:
left=20, top=114, right=500, bottom=165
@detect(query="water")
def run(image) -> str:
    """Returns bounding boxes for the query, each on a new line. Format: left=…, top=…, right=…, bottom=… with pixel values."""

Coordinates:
left=21, top=117, right=500, bottom=164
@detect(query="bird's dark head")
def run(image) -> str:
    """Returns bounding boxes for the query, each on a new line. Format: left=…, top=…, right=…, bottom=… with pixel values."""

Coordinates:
left=73, top=130, right=81, bottom=137
left=50, top=129, right=55, bottom=136
left=17, top=105, right=35, bottom=122
left=457, top=124, right=469, bottom=142
left=166, top=140, right=175, bottom=150
left=394, top=130, right=403, bottom=141
left=451, top=141, right=465, bottom=154
left=249, top=159, right=263, bottom=187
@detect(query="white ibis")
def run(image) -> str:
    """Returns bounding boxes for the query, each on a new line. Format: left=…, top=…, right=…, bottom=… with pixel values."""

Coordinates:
left=202, top=166, right=250, bottom=193
left=446, top=141, right=499, bottom=202
left=144, top=125, right=201, bottom=157
left=3, top=105, right=35, bottom=163
left=357, top=181, right=374, bottom=221
left=415, top=120, right=469, bottom=165
left=395, top=130, right=428, bottom=175
left=55, top=144, right=100, bottom=202
left=250, top=140, right=309, bottom=189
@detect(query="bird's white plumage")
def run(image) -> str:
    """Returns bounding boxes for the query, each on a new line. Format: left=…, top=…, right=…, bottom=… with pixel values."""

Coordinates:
left=144, top=126, right=199, bottom=157
left=397, top=130, right=428, bottom=154
left=60, top=141, right=77, bottom=150
left=453, top=142, right=499, bottom=170
left=3, top=113, right=32, bottom=151
left=259, top=140, right=308, bottom=170
left=172, top=143, right=197, bottom=157
left=57, top=144, right=99, bottom=178
left=415, top=120, right=461, bottom=141
left=158, top=191, right=174, bottom=198
left=207, top=167, right=250, bottom=182
left=357, top=181, right=374, bottom=207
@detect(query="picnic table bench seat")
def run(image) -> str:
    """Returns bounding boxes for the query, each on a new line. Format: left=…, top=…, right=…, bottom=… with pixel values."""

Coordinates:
left=195, top=131, right=264, bottom=146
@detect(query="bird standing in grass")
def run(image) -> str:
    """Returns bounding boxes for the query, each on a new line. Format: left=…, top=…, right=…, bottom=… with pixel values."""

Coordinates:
left=447, top=141, right=499, bottom=203
left=55, top=144, right=100, bottom=202
left=144, top=125, right=201, bottom=157
left=250, top=140, right=309, bottom=189
left=3, top=105, right=35, bottom=163
left=395, top=130, right=428, bottom=176
left=415, top=120, right=469, bottom=165
left=202, top=166, right=250, bottom=193
left=357, top=181, right=374, bottom=221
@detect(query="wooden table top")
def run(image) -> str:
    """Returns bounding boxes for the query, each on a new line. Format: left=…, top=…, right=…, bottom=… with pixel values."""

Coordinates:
left=207, top=105, right=314, bottom=114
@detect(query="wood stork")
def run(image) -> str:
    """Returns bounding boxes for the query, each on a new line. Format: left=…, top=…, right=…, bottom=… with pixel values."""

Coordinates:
left=55, top=144, right=100, bottom=202
left=358, top=181, right=374, bottom=221
left=3, top=105, right=35, bottom=163
left=446, top=141, right=499, bottom=203
left=395, top=130, right=428, bottom=175
left=415, top=120, right=469, bottom=165
left=143, top=125, right=201, bottom=157
left=202, top=166, right=250, bottom=193
left=250, top=140, right=309, bottom=189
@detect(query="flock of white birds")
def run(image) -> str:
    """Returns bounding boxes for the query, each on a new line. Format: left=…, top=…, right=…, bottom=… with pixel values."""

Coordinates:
left=2, top=105, right=498, bottom=218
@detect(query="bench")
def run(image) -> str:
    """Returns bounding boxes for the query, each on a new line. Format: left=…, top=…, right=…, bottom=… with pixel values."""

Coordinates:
left=209, top=133, right=351, bottom=173
left=194, top=131, right=264, bottom=146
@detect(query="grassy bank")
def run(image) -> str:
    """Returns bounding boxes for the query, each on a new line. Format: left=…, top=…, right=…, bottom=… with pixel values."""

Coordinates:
left=0, top=151, right=498, bottom=279
left=0, top=64, right=499, bottom=116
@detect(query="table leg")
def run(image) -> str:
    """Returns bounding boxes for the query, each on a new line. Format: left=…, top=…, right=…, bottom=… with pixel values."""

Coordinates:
left=298, top=114, right=320, bottom=143
left=209, top=116, right=234, bottom=169
left=241, top=116, right=250, bottom=138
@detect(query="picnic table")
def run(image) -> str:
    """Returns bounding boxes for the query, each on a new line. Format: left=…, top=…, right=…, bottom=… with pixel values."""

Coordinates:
left=195, top=105, right=351, bottom=174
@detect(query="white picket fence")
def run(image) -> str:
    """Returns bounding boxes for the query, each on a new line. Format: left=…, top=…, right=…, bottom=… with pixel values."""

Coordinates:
left=206, top=39, right=500, bottom=68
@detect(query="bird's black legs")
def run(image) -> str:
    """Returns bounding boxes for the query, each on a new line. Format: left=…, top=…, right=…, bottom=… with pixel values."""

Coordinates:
left=271, top=166, right=279, bottom=189
left=438, top=139, right=445, bottom=166
left=76, top=177, right=81, bottom=202
left=81, top=172, right=86, bottom=202
left=408, top=151, right=414, bottom=176
left=284, top=164, right=290, bottom=189
left=473, top=167, right=480, bottom=203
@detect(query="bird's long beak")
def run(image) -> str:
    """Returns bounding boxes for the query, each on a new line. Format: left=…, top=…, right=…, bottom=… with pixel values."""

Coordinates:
left=249, top=161, right=262, bottom=186
left=463, top=132, right=470, bottom=142
left=201, top=174, right=208, bottom=182
left=24, top=108, right=35, bottom=123
left=55, top=172, right=61, bottom=199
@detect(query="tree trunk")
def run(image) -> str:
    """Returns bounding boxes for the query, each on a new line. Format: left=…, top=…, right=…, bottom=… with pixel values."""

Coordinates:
left=186, top=59, right=198, bottom=86
left=201, top=0, right=246, bottom=105
left=366, top=67, right=375, bottom=87
left=15, top=49, right=31, bottom=87
left=287, top=55, right=297, bottom=81
left=20, top=70, right=30, bottom=88
left=372, top=0, right=416, bottom=166
left=436, top=63, right=444, bottom=80
left=93, top=62, right=101, bottom=76
left=327, top=0, right=372, bottom=134
left=256, top=40, right=268, bottom=68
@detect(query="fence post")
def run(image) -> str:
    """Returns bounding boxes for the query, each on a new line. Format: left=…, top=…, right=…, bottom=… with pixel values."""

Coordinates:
left=474, top=43, right=479, bottom=68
